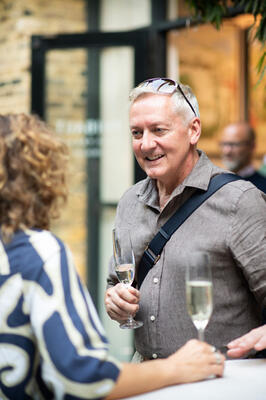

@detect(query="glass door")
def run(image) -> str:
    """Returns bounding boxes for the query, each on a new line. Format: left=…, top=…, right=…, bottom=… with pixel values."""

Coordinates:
left=31, top=30, right=152, bottom=361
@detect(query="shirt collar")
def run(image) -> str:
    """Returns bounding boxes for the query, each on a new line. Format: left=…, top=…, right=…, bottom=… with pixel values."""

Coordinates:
left=180, top=150, right=213, bottom=191
left=136, top=150, right=214, bottom=206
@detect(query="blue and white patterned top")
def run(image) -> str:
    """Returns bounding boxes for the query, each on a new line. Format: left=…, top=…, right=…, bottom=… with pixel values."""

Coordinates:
left=0, top=228, right=121, bottom=399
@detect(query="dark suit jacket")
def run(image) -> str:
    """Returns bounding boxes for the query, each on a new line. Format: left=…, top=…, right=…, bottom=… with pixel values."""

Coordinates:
left=245, top=171, right=266, bottom=194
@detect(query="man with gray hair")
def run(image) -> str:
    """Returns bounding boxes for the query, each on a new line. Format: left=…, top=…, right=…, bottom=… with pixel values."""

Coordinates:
left=105, top=78, right=266, bottom=361
left=220, top=122, right=266, bottom=193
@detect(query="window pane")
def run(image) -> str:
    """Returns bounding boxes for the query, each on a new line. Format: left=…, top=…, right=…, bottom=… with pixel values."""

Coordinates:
left=45, top=45, right=135, bottom=362
left=46, top=48, right=89, bottom=282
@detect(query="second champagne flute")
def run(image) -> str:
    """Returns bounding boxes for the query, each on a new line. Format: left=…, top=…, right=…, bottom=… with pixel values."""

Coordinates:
left=186, top=252, right=213, bottom=341
left=112, top=228, right=143, bottom=329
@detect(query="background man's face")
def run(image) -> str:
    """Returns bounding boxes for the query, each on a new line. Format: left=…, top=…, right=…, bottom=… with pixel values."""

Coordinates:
left=220, top=124, right=253, bottom=172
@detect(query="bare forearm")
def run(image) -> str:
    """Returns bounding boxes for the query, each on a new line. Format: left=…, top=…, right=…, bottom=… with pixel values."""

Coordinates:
left=106, top=340, right=225, bottom=400
left=105, top=360, right=171, bottom=400
left=105, top=340, right=224, bottom=400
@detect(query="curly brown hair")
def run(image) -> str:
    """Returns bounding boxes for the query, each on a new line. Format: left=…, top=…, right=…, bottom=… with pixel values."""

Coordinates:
left=0, top=113, right=68, bottom=242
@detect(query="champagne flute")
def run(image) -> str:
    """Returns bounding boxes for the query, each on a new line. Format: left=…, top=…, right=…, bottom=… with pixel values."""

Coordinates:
left=112, top=228, right=143, bottom=329
left=186, top=252, right=213, bottom=341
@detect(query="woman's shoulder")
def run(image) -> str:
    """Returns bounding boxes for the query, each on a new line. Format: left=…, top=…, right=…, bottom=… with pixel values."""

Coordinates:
left=24, top=228, right=65, bottom=252
left=5, top=229, right=67, bottom=272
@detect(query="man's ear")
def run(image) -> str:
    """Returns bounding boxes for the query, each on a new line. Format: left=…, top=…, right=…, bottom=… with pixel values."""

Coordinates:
left=188, top=118, right=201, bottom=145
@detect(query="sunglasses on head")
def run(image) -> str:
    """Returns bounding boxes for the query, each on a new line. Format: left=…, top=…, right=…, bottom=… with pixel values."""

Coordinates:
left=137, top=77, right=197, bottom=117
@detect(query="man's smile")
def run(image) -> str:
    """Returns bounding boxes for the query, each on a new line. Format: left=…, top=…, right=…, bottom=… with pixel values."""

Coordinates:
left=145, top=154, right=164, bottom=161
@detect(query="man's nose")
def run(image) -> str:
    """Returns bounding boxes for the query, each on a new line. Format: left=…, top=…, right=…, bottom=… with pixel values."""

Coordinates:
left=221, top=143, right=233, bottom=155
left=223, top=145, right=232, bottom=154
left=141, top=131, right=156, bottom=151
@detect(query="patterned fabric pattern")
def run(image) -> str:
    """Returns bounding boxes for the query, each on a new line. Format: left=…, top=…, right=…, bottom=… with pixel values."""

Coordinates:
left=0, top=229, right=120, bottom=399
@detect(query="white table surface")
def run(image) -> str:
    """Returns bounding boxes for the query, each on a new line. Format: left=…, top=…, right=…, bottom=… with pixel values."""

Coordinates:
left=121, top=359, right=266, bottom=400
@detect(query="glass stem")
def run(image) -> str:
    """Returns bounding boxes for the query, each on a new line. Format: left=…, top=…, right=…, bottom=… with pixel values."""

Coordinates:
left=198, top=329, right=205, bottom=341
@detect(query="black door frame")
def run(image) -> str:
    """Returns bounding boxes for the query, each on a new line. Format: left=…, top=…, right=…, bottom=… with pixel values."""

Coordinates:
left=31, top=29, right=166, bottom=307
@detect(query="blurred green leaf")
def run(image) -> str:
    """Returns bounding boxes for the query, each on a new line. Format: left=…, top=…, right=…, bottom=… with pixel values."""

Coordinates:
left=257, top=51, right=265, bottom=73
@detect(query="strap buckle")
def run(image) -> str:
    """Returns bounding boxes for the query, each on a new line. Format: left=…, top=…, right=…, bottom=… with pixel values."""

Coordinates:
left=154, top=254, right=161, bottom=264
left=144, top=246, right=161, bottom=265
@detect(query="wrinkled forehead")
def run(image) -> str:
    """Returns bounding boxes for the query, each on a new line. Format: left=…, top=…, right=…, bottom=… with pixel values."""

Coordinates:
left=129, top=92, right=176, bottom=117
left=129, top=94, right=187, bottom=132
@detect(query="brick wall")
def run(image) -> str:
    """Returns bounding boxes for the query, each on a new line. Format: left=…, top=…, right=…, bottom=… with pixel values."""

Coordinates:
left=0, top=0, right=89, bottom=280
left=0, top=0, right=87, bottom=114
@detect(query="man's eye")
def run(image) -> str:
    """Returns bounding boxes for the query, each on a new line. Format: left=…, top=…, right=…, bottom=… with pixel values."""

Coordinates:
left=153, top=127, right=165, bottom=133
left=131, top=130, right=142, bottom=138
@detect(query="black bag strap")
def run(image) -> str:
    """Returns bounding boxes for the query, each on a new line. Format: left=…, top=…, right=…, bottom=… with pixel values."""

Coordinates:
left=137, top=173, right=242, bottom=289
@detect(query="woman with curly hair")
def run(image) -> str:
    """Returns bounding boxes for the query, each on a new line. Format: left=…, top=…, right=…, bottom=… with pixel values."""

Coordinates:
left=0, top=113, right=224, bottom=399
left=0, top=113, right=68, bottom=242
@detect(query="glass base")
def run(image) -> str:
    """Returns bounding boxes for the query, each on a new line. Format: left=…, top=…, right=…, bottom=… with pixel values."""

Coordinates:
left=119, top=319, right=143, bottom=329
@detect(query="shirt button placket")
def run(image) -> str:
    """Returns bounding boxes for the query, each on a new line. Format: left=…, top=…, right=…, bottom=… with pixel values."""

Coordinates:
left=150, top=274, right=159, bottom=360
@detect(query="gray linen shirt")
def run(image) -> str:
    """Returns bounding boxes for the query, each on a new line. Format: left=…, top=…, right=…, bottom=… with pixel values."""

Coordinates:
left=107, top=151, right=266, bottom=359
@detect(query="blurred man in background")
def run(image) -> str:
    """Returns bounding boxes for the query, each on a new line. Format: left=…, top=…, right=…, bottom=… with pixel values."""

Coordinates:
left=220, top=122, right=266, bottom=193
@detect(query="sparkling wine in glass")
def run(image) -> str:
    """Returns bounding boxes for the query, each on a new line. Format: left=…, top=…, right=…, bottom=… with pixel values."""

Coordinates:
left=112, top=228, right=143, bottom=329
left=186, top=252, right=213, bottom=341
